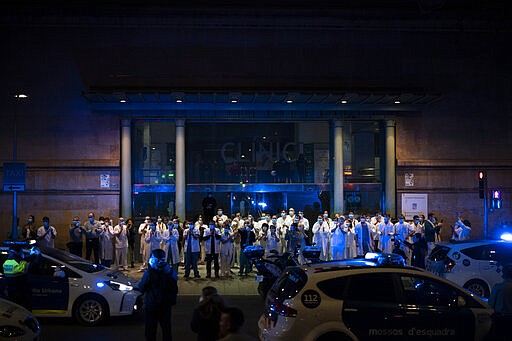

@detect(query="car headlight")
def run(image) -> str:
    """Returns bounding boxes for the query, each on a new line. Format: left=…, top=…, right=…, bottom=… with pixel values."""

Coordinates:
left=0, top=325, right=26, bottom=337
left=104, top=280, right=133, bottom=291
left=23, top=316, right=40, bottom=334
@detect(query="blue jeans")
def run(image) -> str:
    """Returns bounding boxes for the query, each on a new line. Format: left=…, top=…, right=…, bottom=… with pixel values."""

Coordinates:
left=185, top=251, right=199, bottom=277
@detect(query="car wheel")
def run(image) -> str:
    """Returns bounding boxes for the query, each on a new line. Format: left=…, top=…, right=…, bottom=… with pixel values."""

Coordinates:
left=73, top=294, right=109, bottom=326
left=464, top=279, right=490, bottom=298
left=316, top=331, right=353, bottom=341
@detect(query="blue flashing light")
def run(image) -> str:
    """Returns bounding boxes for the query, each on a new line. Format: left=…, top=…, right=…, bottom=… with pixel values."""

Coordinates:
left=500, top=232, right=512, bottom=242
left=96, top=281, right=105, bottom=288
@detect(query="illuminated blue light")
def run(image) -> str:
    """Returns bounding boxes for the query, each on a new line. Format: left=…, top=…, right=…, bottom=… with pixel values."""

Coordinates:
left=500, top=232, right=512, bottom=242
left=96, top=281, right=105, bottom=288
left=258, top=202, right=268, bottom=208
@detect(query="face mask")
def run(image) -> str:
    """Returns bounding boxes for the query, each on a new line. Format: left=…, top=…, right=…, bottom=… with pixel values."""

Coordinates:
left=419, top=218, right=423, bottom=222
left=144, top=219, right=149, bottom=224
left=323, top=214, right=328, bottom=218
left=290, top=227, right=295, bottom=231
left=28, top=219, right=33, bottom=223
left=266, top=216, right=270, bottom=221
left=289, top=211, right=294, bottom=215
left=294, top=219, right=299, bottom=223
left=248, top=217, right=252, bottom=221
left=73, top=221, right=79, bottom=226
left=281, top=213, right=285, bottom=217
left=263, top=226, right=268, bottom=232
left=247, top=227, right=251, bottom=231
left=345, top=223, right=350, bottom=228
left=89, top=218, right=94, bottom=223
left=318, top=219, right=322, bottom=223
left=384, top=218, right=389, bottom=224
left=299, top=213, right=303, bottom=218
left=348, top=214, right=354, bottom=219
left=43, top=222, right=49, bottom=228
left=399, top=219, right=404, bottom=224
left=360, top=218, right=366, bottom=223
left=120, top=221, right=125, bottom=225
left=217, top=211, right=223, bottom=215
left=157, top=218, right=162, bottom=223
left=224, top=228, right=230, bottom=233
left=189, top=224, right=194, bottom=229
left=272, top=219, right=277, bottom=224
left=431, top=217, right=436, bottom=223
left=270, top=229, right=276, bottom=234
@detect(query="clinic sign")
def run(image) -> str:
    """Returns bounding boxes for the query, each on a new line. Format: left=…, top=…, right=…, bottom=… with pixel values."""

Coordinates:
left=3, top=162, right=26, bottom=191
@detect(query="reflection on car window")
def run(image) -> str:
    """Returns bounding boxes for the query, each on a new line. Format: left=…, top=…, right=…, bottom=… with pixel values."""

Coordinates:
left=346, top=274, right=395, bottom=303
left=31, top=258, right=61, bottom=277
left=461, top=245, right=488, bottom=260
left=400, top=276, right=458, bottom=308
left=317, top=276, right=347, bottom=300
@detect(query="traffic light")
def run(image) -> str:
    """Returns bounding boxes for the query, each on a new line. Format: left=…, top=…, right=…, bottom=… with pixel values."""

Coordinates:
left=491, top=189, right=502, bottom=209
left=478, top=171, right=486, bottom=199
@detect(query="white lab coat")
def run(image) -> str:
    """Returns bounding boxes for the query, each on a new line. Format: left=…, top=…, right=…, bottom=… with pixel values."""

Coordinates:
left=265, top=230, right=280, bottom=257
left=162, top=228, right=180, bottom=265
left=313, top=220, right=332, bottom=261
left=99, top=224, right=114, bottom=260
left=183, top=227, right=201, bottom=253
left=330, top=224, right=346, bottom=260
left=344, top=227, right=357, bottom=259
left=378, top=221, right=395, bottom=253
left=113, top=224, right=128, bottom=248
left=203, top=227, right=222, bottom=254
left=145, top=230, right=162, bottom=256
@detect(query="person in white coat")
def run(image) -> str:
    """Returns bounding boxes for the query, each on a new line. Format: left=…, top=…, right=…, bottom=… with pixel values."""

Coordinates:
left=37, top=216, right=57, bottom=249
left=394, top=215, right=414, bottom=265
left=145, top=224, right=162, bottom=264
left=203, top=222, right=221, bottom=278
left=113, top=217, right=129, bottom=271
left=264, top=225, right=280, bottom=258
left=183, top=221, right=201, bottom=278
left=355, top=215, right=373, bottom=256
left=162, top=220, right=180, bottom=274
left=99, top=217, right=114, bottom=268
left=378, top=215, right=395, bottom=253
left=276, top=210, right=288, bottom=254
left=330, top=216, right=347, bottom=260
left=138, top=216, right=151, bottom=271
left=312, top=215, right=332, bottom=261
left=344, top=220, right=357, bottom=259
left=220, top=224, right=234, bottom=277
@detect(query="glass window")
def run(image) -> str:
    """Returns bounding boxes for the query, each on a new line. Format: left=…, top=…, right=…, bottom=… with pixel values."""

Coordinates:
left=400, top=275, right=458, bottom=307
left=317, top=276, right=348, bottom=300
left=346, top=273, right=396, bottom=302
left=461, top=245, right=488, bottom=260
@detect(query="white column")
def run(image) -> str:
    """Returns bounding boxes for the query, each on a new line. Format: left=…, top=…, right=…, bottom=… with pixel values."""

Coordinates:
left=333, top=120, right=344, bottom=214
left=121, top=119, right=132, bottom=219
left=175, top=119, right=186, bottom=220
left=385, top=119, right=396, bottom=217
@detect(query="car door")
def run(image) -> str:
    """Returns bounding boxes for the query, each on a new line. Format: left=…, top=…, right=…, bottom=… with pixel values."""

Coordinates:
left=397, top=274, right=474, bottom=339
left=342, top=273, right=404, bottom=339
left=28, top=257, right=69, bottom=313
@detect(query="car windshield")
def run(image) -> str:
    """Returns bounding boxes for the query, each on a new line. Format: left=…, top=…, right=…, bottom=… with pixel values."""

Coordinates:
left=41, top=247, right=106, bottom=273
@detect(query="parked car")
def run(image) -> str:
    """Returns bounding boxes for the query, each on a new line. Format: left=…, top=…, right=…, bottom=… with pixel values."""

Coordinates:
left=0, top=242, right=140, bottom=326
left=426, top=239, right=512, bottom=298
left=258, top=260, right=492, bottom=340
left=0, top=297, right=40, bottom=340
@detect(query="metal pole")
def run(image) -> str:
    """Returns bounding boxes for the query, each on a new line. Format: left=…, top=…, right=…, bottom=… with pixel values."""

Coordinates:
left=484, top=175, right=488, bottom=239
left=12, top=98, right=18, bottom=240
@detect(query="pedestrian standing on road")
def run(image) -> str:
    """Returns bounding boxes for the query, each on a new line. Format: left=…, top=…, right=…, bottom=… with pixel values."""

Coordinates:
left=126, top=218, right=137, bottom=268
left=191, top=286, right=225, bottom=341
left=138, top=248, right=178, bottom=341
left=99, top=216, right=114, bottom=268
left=114, top=217, right=129, bottom=271
left=162, top=219, right=180, bottom=274
left=22, top=215, right=38, bottom=241
left=184, top=220, right=201, bottom=279
left=488, top=264, right=512, bottom=340
left=68, top=216, right=85, bottom=257
left=405, top=233, right=428, bottom=269
left=84, top=212, right=102, bottom=263
left=238, top=223, right=256, bottom=276
left=220, top=223, right=234, bottom=278
left=37, top=216, right=57, bottom=248
left=138, top=216, right=152, bottom=272
left=218, top=306, right=257, bottom=341
left=203, top=221, right=221, bottom=279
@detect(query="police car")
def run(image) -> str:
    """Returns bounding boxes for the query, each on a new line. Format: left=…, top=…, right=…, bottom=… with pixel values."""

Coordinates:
left=0, top=244, right=140, bottom=326
left=426, top=239, right=512, bottom=298
left=258, top=258, right=493, bottom=340
left=0, top=298, right=40, bottom=340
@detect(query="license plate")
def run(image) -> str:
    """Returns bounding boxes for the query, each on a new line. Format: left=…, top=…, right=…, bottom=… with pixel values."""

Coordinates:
left=255, top=275, right=264, bottom=282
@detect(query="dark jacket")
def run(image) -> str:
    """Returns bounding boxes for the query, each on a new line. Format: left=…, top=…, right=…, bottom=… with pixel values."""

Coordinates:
left=138, top=266, right=178, bottom=310
left=190, top=296, right=224, bottom=341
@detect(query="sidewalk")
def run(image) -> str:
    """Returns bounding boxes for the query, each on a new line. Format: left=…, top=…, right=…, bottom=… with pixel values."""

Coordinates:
left=124, top=263, right=259, bottom=296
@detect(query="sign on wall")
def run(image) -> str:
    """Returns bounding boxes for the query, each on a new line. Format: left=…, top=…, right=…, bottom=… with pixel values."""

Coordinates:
left=401, top=193, right=428, bottom=220
left=404, top=173, right=415, bottom=187
left=100, top=174, right=111, bottom=188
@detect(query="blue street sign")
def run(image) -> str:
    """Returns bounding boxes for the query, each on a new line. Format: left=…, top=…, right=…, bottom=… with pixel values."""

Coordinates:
left=3, top=162, right=26, bottom=186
